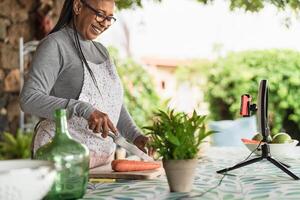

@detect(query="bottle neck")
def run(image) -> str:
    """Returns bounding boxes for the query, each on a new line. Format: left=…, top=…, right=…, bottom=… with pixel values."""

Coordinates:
left=55, top=113, right=71, bottom=139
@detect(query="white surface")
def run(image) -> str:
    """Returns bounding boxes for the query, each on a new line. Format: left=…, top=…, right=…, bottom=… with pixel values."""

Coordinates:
left=99, top=0, right=300, bottom=59
left=244, top=140, right=299, bottom=159
left=0, top=160, right=56, bottom=200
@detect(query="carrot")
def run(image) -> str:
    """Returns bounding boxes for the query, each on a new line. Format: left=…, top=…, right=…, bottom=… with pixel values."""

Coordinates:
left=111, top=159, right=161, bottom=172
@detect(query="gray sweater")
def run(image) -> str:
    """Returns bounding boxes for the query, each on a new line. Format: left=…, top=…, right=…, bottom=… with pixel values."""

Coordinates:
left=20, top=26, right=141, bottom=142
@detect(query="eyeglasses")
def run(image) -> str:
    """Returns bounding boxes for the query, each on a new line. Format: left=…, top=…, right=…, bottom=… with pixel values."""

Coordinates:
left=80, top=0, right=116, bottom=25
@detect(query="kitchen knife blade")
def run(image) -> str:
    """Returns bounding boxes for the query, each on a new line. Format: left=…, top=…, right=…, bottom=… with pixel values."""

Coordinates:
left=108, top=131, right=154, bottom=162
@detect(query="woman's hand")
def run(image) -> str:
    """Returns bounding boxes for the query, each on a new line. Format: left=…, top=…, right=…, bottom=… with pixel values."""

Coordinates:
left=88, top=110, right=117, bottom=138
left=133, top=135, right=155, bottom=156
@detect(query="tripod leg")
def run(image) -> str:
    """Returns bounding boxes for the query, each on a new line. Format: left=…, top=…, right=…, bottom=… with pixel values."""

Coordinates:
left=279, top=161, right=290, bottom=168
left=217, top=157, right=262, bottom=174
left=267, top=157, right=299, bottom=180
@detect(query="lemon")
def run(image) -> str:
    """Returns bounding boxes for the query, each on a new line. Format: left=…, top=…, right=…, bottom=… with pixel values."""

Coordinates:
left=271, top=133, right=292, bottom=144
left=272, top=132, right=288, bottom=139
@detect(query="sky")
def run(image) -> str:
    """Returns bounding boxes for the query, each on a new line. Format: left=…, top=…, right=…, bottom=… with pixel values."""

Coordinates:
left=98, top=0, right=300, bottom=60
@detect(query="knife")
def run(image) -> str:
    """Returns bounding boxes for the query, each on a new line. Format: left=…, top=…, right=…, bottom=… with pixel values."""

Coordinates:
left=108, top=131, right=154, bottom=162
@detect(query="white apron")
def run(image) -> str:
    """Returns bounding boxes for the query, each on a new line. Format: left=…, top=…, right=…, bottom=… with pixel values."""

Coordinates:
left=33, top=59, right=124, bottom=168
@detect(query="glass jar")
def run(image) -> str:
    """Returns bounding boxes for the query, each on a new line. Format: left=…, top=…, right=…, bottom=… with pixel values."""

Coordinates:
left=35, top=109, right=89, bottom=199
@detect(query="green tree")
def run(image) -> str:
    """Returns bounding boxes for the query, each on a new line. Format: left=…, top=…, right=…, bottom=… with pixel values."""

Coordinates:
left=117, top=0, right=300, bottom=11
left=175, top=50, right=300, bottom=141
left=196, top=0, right=300, bottom=12
left=115, top=0, right=161, bottom=10
left=204, top=50, right=300, bottom=140
left=108, top=47, right=161, bottom=128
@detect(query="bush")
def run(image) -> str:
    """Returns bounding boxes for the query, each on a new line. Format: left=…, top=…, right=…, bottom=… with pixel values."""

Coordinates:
left=204, top=49, right=300, bottom=140
left=108, top=47, right=161, bottom=128
left=0, top=130, right=33, bottom=159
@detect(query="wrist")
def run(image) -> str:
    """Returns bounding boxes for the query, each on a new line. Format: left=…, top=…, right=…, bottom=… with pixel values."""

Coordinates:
left=84, top=106, right=96, bottom=120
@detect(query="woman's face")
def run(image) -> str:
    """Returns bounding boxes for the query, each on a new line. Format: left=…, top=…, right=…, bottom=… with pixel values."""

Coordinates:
left=74, top=0, right=115, bottom=40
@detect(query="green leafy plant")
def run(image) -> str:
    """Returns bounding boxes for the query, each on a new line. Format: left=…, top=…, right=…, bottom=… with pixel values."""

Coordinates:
left=144, top=109, right=214, bottom=160
left=115, top=0, right=300, bottom=12
left=108, top=47, right=161, bottom=128
left=0, top=130, right=33, bottom=159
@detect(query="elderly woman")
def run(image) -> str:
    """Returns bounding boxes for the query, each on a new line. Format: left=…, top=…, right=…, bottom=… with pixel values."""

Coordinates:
left=20, top=0, right=149, bottom=168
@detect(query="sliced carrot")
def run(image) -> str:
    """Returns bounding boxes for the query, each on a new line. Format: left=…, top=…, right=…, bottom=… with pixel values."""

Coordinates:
left=111, top=159, right=161, bottom=172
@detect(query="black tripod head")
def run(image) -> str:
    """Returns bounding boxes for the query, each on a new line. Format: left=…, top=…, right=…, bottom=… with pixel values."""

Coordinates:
left=240, top=80, right=270, bottom=142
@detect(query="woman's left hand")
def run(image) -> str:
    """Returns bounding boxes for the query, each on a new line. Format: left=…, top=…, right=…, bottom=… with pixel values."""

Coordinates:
left=133, top=135, right=154, bottom=156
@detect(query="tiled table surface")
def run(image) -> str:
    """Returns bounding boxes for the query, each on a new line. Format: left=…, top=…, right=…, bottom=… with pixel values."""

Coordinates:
left=81, top=146, right=300, bottom=200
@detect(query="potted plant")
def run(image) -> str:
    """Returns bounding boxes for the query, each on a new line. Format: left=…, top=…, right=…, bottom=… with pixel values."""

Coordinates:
left=0, top=130, right=33, bottom=159
left=144, top=109, right=214, bottom=192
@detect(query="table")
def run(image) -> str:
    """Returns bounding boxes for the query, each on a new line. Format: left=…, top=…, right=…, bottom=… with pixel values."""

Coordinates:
left=80, top=147, right=300, bottom=200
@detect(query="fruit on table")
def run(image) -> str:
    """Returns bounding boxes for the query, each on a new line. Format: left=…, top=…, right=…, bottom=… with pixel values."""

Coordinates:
left=252, top=133, right=272, bottom=142
left=111, top=159, right=161, bottom=172
left=271, top=132, right=292, bottom=144
left=272, top=132, right=288, bottom=139
left=241, top=138, right=260, bottom=144
left=252, top=133, right=263, bottom=141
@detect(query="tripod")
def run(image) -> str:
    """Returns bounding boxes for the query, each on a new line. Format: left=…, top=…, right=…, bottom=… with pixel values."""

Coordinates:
left=216, top=142, right=299, bottom=180
left=217, top=80, right=299, bottom=180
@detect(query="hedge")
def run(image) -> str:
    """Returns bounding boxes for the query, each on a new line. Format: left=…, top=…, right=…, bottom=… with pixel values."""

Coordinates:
left=204, top=49, right=300, bottom=140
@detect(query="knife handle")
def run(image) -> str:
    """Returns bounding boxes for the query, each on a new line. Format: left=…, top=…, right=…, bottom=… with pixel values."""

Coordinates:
left=108, top=131, right=120, bottom=141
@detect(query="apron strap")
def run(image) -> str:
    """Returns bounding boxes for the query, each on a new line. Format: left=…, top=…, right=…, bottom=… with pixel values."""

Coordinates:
left=31, top=119, right=44, bottom=159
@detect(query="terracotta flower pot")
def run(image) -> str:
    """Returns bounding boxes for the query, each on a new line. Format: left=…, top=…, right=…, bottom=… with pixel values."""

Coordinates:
left=163, top=159, right=198, bottom=192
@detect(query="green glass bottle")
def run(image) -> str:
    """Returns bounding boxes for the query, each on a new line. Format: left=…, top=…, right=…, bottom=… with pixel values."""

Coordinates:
left=35, top=109, right=89, bottom=200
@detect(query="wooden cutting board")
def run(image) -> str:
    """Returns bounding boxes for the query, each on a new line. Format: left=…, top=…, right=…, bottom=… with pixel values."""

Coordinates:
left=89, top=163, right=164, bottom=180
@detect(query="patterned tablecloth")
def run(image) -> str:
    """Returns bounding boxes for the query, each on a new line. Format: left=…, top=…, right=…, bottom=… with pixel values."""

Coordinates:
left=80, top=147, right=300, bottom=200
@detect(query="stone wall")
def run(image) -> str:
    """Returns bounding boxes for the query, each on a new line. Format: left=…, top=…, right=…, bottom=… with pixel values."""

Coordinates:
left=0, top=0, right=63, bottom=133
